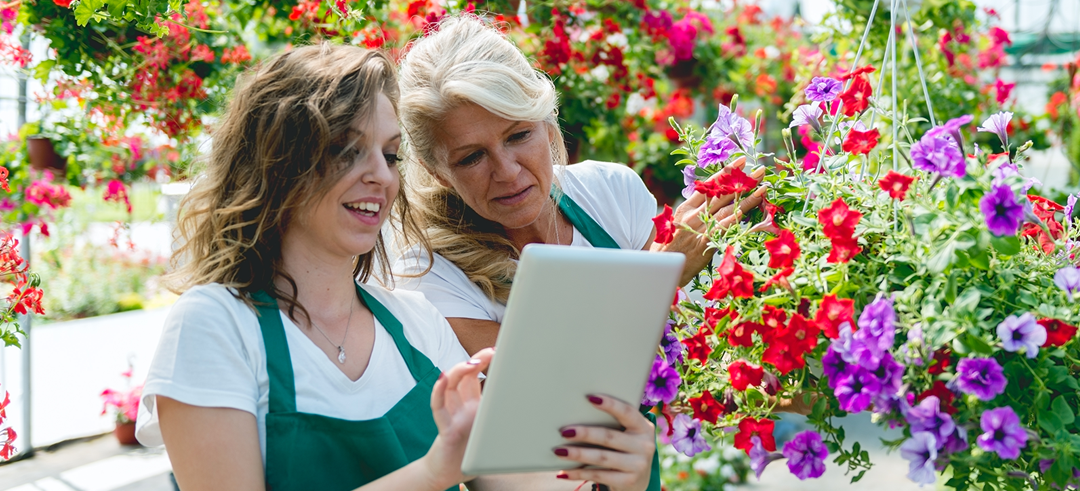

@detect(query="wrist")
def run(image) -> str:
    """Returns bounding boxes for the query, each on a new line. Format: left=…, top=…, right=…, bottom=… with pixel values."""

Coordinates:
left=413, top=454, right=453, bottom=490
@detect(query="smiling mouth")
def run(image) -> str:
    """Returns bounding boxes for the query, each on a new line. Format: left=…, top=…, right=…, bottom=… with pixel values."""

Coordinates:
left=343, top=201, right=381, bottom=218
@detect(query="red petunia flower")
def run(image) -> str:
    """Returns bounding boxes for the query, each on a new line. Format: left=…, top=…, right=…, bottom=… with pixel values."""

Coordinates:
left=782, top=313, right=820, bottom=354
left=764, top=229, right=801, bottom=269
left=681, top=325, right=713, bottom=366
left=759, top=267, right=794, bottom=293
left=842, top=128, right=880, bottom=155
left=837, top=76, right=873, bottom=116
left=927, top=349, right=952, bottom=375
left=714, top=166, right=759, bottom=195
left=816, top=294, right=855, bottom=339
left=818, top=198, right=862, bottom=240
left=760, top=305, right=788, bottom=333
left=762, top=344, right=805, bottom=374
left=827, top=237, right=862, bottom=264
left=728, top=360, right=765, bottom=391
left=918, top=380, right=957, bottom=415
left=726, top=321, right=762, bottom=347
left=704, top=307, right=736, bottom=328
left=734, top=417, right=776, bottom=453
left=694, top=179, right=723, bottom=199
left=837, top=65, right=876, bottom=81
left=878, top=170, right=916, bottom=201
left=1027, top=195, right=1064, bottom=223
left=688, top=390, right=724, bottom=424
left=705, top=247, right=756, bottom=300
left=1039, top=318, right=1078, bottom=347
left=755, top=198, right=785, bottom=235
left=652, top=204, right=676, bottom=245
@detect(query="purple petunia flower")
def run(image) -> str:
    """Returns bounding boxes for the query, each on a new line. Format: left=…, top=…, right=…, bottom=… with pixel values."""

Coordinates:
left=697, top=133, right=738, bottom=167
left=710, top=104, right=755, bottom=149
left=911, top=129, right=966, bottom=178
left=844, top=295, right=897, bottom=371
left=834, top=368, right=881, bottom=413
left=671, top=413, right=711, bottom=457
left=978, top=111, right=1013, bottom=147
left=980, top=184, right=1025, bottom=236
left=976, top=406, right=1028, bottom=460
left=749, top=435, right=782, bottom=478
left=900, top=432, right=938, bottom=485
left=997, top=313, right=1047, bottom=359
left=906, top=396, right=956, bottom=445
left=805, top=77, right=843, bottom=102
left=1055, top=266, right=1080, bottom=301
left=783, top=431, right=829, bottom=480
left=681, top=165, right=698, bottom=199
left=660, top=320, right=685, bottom=366
left=822, top=346, right=851, bottom=389
left=872, top=352, right=905, bottom=404
left=940, top=427, right=970, bottom=456
left=642, top=355, right=681, bottom=405
left=953, top=357, right=1007, bottom=401
left=1065, top=194, right=1077, bottom=224
left=789, top=104, right=823, bottom=132
left=942, top=114, right=974, bottom=149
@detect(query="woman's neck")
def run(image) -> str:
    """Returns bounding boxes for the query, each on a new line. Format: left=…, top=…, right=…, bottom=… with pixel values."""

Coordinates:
left=275, top=237, right=359, bottom=322
left=503, top=199, right=572, bottom=252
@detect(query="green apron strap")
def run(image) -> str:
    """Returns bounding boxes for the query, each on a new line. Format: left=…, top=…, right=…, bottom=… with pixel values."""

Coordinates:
left=553, top=190, right=620, bottom=249
left=356, top=284, right=436, bottom=382
left=252, top=290, right=297, bottom=414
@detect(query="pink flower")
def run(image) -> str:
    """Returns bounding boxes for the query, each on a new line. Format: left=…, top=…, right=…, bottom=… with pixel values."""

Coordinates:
left=994, top=79, right=1015, bottom=104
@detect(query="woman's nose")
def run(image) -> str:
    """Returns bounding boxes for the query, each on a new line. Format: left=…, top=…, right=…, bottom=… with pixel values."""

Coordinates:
left=489, top=149, right=521, bottom=182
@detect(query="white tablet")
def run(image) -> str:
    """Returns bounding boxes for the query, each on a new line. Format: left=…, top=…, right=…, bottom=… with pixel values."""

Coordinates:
left=460, top=244, right=684, bottom=476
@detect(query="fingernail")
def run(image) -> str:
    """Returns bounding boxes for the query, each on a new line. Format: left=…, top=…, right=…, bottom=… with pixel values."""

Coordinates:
left=556, top=473, right=569, bottom=479
left=588, top=395, right=603, bottom=405
left=561, top=428, right=576, bottom=438
left=553, top=448, right=569, bottom=457
left=437, top=373, right=445, bottom=381
left=467, top=358, right=481, bottom=365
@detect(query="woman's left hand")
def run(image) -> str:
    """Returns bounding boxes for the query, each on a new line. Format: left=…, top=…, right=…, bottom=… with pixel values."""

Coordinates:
left=552, top=395, right=655, bottom=491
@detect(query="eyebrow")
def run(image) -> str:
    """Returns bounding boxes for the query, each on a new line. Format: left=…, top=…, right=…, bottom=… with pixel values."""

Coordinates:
left=449, top=120, right=526, bottom=154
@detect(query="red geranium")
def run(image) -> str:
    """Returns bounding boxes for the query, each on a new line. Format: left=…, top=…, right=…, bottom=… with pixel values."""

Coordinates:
left=652, top=204, right=675, bottom=245
left=764, top=229, right=800, bottom=269
left=816, top=294, right=855, bottom=339
left=681, top=325, right=713, bottom=366
left=726, top=321, right=762, bottom=347
left=878, top=171, right=916, bottom=201
left=842, top=128, right=880, bottom=155
left=688, top=390, right=724, bottom=424
left=818, top=198, right=862, bottom=240
left=1039, top=318, right=1078, bottom=347
left=728, top=360, right=765, bottom=391
left=734, top=417, right=776, bottom=453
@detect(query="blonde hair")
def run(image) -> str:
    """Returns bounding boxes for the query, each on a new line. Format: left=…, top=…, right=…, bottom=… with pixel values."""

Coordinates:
left=167, top=44, right=423, bottom=323
left=398, top=14, right=568, bottom=303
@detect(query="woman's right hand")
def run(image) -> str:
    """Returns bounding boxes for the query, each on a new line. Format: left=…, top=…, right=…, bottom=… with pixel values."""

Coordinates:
left=420, top=347, right=494, bottom=489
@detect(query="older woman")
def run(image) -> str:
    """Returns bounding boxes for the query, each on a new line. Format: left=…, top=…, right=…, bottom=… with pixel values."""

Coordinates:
left=393, top=15, right=766, bottom=491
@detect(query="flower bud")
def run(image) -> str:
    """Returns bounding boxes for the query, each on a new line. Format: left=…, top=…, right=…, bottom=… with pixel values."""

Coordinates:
left=722, top=388, right=738, bottom=414
left=762, top=371, right=780, bottom=396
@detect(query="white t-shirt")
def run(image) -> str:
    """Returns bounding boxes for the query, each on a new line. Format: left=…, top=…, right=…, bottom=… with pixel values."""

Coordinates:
left=135, top=282, right=471, bottom=461
left=393, top=160, right=658, bottom=323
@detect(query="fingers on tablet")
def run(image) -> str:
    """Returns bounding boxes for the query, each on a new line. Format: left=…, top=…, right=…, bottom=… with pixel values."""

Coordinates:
left=551, top=444, right=646, bottom=473
left=558, top=425, right=646, bottom=456
left=585, top=394, right=654, bottom=433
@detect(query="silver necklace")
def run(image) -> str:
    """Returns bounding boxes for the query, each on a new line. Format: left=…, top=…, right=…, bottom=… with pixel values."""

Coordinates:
left=309, top=298, right=354, bottom=364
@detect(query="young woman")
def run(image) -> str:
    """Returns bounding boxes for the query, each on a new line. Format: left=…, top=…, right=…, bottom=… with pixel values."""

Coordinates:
left=134, top=44, right=639, bottom=491
left=392, top=15, right=766, bottom=491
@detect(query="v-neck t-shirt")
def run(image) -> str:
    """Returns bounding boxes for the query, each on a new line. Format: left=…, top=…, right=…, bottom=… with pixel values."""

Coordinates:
left=393, top=160, right=658, bottom=323
left=134, top=282, right=471, bottom=461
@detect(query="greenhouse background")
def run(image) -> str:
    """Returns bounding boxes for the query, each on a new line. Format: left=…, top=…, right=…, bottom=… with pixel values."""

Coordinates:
left=0, top=0, right=1078, bottom=490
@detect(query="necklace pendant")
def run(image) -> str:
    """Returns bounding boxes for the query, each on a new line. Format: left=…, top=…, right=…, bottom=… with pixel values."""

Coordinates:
left=337, top=346, right=346, bottom=364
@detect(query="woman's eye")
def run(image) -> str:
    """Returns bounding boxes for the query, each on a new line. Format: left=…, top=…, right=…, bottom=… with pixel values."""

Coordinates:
left=508, top=130, right=530, bottom=143
left=384, top=154, right=401, bottom=166
left=457, top=150, right=484, bottom=167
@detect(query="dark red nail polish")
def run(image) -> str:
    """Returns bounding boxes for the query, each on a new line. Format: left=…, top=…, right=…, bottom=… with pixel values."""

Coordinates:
left=553, top=448, right=569, bottom=457
left=588, top=395, right=603, bottom=405
left=561, top=428, right=576, bottom=438
left=556, top=473, right=569, bottom=480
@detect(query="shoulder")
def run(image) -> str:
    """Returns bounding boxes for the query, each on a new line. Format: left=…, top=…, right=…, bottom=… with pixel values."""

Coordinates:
left=560, top=160, right=641, bottom=187
left=167, top=284, right=259, bottom=329
left=360, top=282, right=469, bottom=367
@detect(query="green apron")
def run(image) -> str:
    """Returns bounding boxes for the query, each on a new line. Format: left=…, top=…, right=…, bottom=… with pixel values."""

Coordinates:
left=253, top=286, right=455, bottom=491
left=555, top=192, right=663, bottom=491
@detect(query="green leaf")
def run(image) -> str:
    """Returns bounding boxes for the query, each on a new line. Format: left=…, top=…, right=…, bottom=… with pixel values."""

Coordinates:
left=961, top=332, right=994, bottom=355
left=1039, top=410, right=1066, bottom=436
left=990, top=235, right=1022, bottom=256
left=927, top=240, right=958, bottom=274
left=953, top=288, right=982, bottom=314
left=73, top=0, right=106, bottom=26
left=1052, top=396, right=1075, bottom=425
